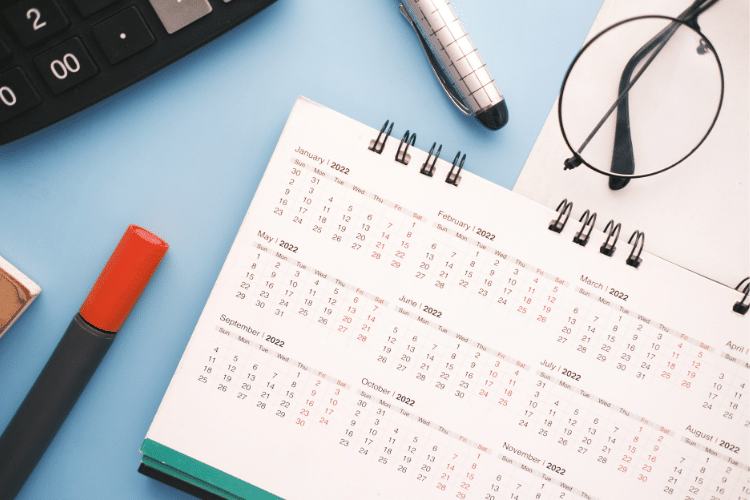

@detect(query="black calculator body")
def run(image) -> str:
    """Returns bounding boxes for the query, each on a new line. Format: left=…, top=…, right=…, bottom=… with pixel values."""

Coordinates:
left=0, top=0, right=275, bottom=146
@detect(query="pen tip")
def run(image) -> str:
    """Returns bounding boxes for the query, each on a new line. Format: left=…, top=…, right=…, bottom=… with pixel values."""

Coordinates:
left=477, top=101, right=509, bottom=130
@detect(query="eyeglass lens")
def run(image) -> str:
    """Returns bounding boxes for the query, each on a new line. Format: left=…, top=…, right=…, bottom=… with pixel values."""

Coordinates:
left=559, top=16, right=722, bottom=187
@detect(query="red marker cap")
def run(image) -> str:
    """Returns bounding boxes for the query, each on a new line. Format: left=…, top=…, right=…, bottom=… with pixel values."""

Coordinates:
left=79, top=225, right=169, bottom=332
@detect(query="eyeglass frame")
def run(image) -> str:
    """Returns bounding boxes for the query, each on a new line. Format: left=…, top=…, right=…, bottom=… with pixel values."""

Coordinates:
left=557, top=14, right=725, bottom=181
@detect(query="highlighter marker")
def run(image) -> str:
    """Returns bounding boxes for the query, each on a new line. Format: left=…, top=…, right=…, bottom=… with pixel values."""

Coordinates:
left=0, top=225, right=168, bottom=500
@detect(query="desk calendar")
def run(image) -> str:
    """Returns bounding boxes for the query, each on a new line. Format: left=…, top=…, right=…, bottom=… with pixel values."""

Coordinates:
left=142, top=98, right=749, bottom=500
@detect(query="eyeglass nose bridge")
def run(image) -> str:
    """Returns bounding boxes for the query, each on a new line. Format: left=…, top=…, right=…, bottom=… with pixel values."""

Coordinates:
left=696, top=38, right=710, bottom=55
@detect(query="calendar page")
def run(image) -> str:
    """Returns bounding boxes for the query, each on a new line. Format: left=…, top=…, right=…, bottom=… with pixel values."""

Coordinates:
left=144, top=98, right=749, bottom=500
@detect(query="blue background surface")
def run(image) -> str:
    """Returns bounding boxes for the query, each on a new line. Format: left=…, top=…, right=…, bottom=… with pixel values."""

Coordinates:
left=0, top=1, right=603, bottom=498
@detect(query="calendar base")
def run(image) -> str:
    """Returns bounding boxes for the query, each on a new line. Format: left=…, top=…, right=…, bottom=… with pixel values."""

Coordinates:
left=138, top=463, right=226, bottom=500
left=139, top=439, right=280, bottom=500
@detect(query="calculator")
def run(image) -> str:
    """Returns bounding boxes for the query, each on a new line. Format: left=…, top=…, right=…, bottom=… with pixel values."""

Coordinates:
left=0, top=0, right=276, bottom=146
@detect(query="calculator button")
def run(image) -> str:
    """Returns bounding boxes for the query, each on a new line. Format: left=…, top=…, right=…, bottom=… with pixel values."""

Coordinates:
left=147, top=0, right=212, bottom=35
left=2, top=0, right=69, bottom=48
left=33, top=37, right=98, bottom=94
left=92, top=7, right=155, bottom=65
left=71, top=0, right=120, bottom=18
left=0, top=37, right=11, bottom=65
left=0, top=67, right=42, bottom=124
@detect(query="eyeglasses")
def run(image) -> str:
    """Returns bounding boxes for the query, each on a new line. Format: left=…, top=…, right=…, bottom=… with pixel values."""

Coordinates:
left=557, top=0, right=725, bottom=190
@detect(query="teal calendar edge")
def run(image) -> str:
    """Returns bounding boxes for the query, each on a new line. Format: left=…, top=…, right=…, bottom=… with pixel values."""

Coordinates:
left=140, top=439, right=281, bottom=500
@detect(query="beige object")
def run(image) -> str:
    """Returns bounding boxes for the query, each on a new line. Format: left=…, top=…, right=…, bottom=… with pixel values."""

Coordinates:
left=0, top=254, right=41, bottom=339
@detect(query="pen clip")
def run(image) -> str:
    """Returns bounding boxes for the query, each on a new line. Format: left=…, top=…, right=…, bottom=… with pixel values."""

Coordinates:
left=399, top=3, right=472, bottom=116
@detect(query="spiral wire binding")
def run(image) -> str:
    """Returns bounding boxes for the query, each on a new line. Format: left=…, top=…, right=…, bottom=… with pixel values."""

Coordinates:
left=396, top=131, right=417, bottom=165
left=369, top=120, right=394, bottom=154
left=600, top=220, right=621, bottom=256
left=549, top=201, right=640, bottom=266
left=421, top=143, right=442, bottom=177
left=549, top=199, right=573, bottom=233
left=626, top=230, right=645, bottom=268
left=446, top=152, right=465, bottom=186
left=733, top=277, right=750, bottom=315
left=573, top=210, right=597, bottom=246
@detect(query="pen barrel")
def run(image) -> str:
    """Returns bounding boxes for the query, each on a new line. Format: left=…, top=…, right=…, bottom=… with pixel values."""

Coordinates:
left=401, top=0, right=504, bottom=113
left=0, top=314, right=115, bottom=500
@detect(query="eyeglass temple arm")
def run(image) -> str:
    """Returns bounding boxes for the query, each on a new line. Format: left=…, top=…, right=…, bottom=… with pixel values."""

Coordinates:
left=608, top=0, right=720, bottom=190
left=609, top=27, right=676, bottom=189
left=693, top=0, right=720, bottom=19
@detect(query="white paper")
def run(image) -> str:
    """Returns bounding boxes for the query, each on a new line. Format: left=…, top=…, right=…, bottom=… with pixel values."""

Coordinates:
left=147, top=98, right=749, bottom=500
left=513, top=0, right=749, bottom=288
